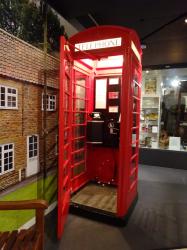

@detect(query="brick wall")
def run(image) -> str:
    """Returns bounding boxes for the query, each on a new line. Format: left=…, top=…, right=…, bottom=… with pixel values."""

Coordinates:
left=0, top=28, right=59, bottom=89
left=0, top=29, right=59, bottom=192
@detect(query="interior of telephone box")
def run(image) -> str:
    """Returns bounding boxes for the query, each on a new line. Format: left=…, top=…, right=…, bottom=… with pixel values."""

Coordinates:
left=70, top=55, right=123, bottom=215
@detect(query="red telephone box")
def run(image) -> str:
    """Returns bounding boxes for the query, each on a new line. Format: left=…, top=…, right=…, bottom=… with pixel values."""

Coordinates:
left=58, top=25, right=142, bottom=238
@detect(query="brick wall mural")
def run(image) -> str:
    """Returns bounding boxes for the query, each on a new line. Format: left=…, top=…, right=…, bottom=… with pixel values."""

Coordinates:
left=0, top=28, right=59, bottom=191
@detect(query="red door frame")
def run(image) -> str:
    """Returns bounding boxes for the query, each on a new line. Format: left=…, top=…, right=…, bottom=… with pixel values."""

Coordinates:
left=58, top=37, right=73, bottom=239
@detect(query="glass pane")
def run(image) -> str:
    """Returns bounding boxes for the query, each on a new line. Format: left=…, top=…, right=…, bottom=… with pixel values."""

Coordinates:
left=1, top=101, right=5, bottom=106
left=73, top=162, right=85, bottom=177
left=9, top=163, right=13, bottom=170
left=133, top=114, right=137, bottom=127
left=65, top=59, right=70, bottom=75
left=29, top=144, right=33, bottom=151
left=64, top=130, right=69, bottom=144
left=133, top=99, right=137, bottom=112
left=74, top=126, right=85, bottom=137
left=4, top=165, right=8, bottom=171
left=95, top=79, right=107, bottom=109
left=73, top=151, right=84, bottom=163
left=0, top=87, right=5, bottom=93
left=34, top=135, right=38, bottom=143
left=75, top=99, right=85, bottom=111
left=64, top=94, right=69, bottom=110
left=76, top=78, right=86, bottom=87
left=74, top=139, right=85, bottom=150
left=74, top=113, right=85, bottom=124
left=65, top=78, right=70, bottom=92
left=29, top=137, right=33, bottom=144
left=131, top=158, right=136, bottom=169
left=75, top=85, right=85, bottom=99
left=29, top=151, right=33, bottom=158
left=64, top=112, right=69, bottom=126
left=64, top=149, right=68, bottom=160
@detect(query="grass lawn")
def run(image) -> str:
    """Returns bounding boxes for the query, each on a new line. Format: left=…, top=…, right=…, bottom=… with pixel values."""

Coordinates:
left=0, top=172, right=57, bottom=231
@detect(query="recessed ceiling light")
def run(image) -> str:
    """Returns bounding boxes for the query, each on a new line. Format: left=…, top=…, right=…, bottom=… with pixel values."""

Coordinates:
left=171, top=79, right=180, bottom=87
left=185, top=19, right=187, bottom=23
left=141, top=44, right=147, bottom=49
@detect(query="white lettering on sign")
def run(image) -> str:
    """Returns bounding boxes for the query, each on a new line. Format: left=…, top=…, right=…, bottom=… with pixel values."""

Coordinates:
left=75, top=37, right=122, bottom=51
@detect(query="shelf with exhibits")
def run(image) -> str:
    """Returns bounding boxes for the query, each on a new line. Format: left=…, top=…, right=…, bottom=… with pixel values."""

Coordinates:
left=141, top=96, right=160, bottom=108
left=140, top=97, right=160, bottom=148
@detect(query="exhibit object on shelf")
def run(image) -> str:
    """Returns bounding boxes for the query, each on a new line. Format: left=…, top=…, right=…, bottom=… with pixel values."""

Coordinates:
left=144, top=78, right=157, bottom=94
left=169, top=136, right=181, bottom=151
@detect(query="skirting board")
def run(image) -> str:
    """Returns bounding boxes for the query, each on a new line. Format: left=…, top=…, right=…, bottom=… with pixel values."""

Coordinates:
left=139, top=147, right=187, bottom=170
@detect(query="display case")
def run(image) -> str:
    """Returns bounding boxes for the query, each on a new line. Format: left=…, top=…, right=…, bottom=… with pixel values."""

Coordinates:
left=140, top=75, right=161, bottom=148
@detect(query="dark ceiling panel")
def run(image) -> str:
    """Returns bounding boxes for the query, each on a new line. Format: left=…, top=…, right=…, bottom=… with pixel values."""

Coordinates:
left=47, top=0, right=187, bottom=66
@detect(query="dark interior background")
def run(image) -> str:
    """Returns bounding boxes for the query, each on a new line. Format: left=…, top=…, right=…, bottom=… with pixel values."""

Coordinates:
left=46, top=0, right=187, bottom=68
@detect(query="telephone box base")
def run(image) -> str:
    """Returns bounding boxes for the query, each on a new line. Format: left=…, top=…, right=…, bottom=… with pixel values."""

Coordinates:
left=70, top=194, right=138, bottom=226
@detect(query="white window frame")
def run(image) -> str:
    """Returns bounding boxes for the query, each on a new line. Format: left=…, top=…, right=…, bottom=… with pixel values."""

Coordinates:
left=0, top=143, right=14, bottom=175
left=42, top=93, right=56, bottom=111
left=28, top=135, right=38, bottom=159
left=0, top=85, right=18, bottom=109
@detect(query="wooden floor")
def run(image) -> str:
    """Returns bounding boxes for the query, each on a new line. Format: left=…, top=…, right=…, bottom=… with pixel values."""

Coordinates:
left=71, top=183, right=117, bottom=213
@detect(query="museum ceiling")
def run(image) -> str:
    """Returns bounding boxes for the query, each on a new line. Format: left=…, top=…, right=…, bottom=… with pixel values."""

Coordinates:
left=46, top=0, right=187, bottom=68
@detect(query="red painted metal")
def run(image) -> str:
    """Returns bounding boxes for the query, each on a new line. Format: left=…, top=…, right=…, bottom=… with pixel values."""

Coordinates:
left=87, top=146, right=119, bottom=184
left=58, top=26, right=142, bottom=238
left=57, top=37, right=73, bottom=239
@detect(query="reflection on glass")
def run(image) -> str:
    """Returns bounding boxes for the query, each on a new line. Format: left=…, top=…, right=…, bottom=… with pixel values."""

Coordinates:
left=141, top=68, right=187, bottom=151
